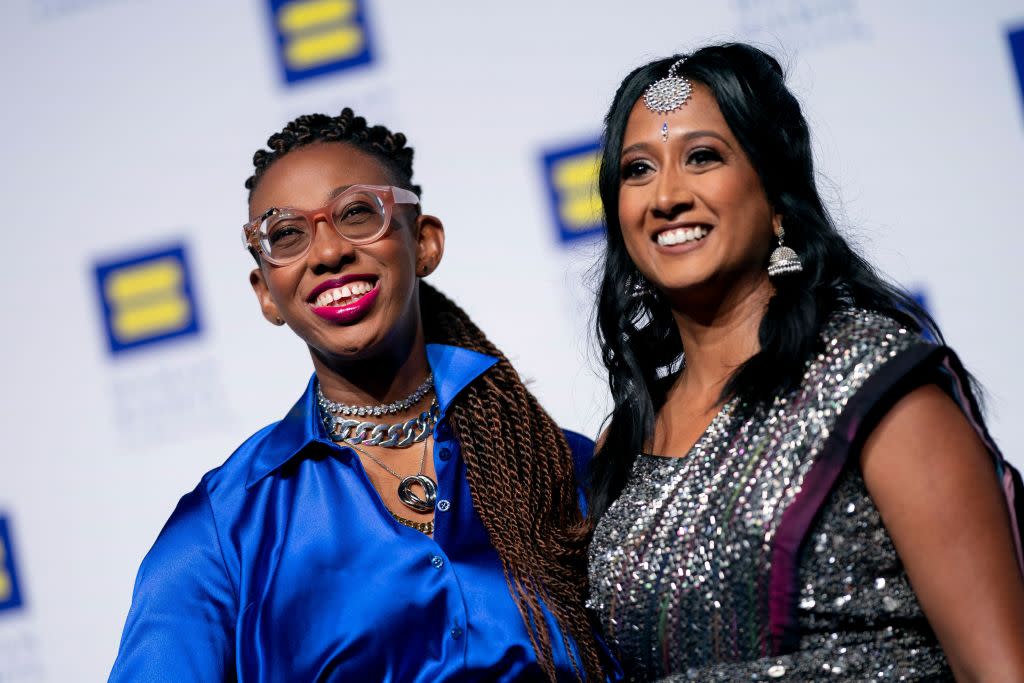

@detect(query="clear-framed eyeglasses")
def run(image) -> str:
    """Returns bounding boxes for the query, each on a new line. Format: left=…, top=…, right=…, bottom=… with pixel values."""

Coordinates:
left=242, top=184, right=420, bottom=266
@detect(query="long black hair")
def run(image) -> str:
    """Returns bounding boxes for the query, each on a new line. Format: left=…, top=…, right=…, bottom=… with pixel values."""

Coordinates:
left=589, top=43, right=939, bottom=517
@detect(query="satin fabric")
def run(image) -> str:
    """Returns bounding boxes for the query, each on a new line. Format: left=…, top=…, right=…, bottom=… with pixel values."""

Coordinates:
left=110, top=344, right=596, bottom=682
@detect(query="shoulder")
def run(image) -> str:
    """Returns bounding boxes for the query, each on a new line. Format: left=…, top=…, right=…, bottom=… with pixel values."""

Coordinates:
left=561, top=428, right=595, bottom=459
left=561, top=428, right=595, bottom=474
left=819, top=307, right=923, bottom=359
left=801, top=307, right=932, bottom=403
left=561, top=428, right=596, bottom=514
left=193, top=421, right=281, bottom=502
left=133, top=419, right=287, bottom=589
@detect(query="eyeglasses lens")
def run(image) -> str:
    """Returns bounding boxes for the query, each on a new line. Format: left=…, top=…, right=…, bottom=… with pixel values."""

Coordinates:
left=260, top=191, right=387, bottom=263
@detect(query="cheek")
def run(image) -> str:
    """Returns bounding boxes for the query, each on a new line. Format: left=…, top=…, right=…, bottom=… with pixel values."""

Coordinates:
left=617, top=188, right=642, bottom=227
left=617, top=190, right=648, bottom=243
left=372, top=240, right=418, bottom=290
left=266, top=267, right=301, bottom=298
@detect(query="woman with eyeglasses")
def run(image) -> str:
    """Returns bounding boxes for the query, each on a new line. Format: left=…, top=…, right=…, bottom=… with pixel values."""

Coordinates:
left=109, top=109, right=610, bottom=682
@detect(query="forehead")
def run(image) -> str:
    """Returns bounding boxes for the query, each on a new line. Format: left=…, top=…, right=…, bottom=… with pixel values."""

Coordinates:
left=622, top=83, right=734, bottom=146
left=249, top=142, right=391, bottom=215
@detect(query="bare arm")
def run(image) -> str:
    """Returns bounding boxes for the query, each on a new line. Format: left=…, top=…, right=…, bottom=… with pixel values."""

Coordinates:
left=861, top=384, right=1024, bottom=682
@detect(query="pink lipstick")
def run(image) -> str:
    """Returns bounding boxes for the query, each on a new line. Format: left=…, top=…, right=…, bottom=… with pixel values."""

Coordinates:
left=310, top=278, right=381, bottom=324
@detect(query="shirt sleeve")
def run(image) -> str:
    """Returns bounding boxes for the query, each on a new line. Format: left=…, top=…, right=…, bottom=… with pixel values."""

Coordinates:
left=108, top=484, right=237, bottom=682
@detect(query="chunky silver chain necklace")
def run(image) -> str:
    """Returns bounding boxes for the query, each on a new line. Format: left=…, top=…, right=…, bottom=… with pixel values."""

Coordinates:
left=318, top=385, right=439, bottom=448
left=317, top=374, right=434, bottom=417
left=316, top=378, right=440, bottom=515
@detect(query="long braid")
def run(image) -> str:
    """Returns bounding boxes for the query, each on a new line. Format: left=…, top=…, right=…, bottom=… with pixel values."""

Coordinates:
left=247, top=111, right=605, bottom=681
left=421, top=283, right=604, bottom=681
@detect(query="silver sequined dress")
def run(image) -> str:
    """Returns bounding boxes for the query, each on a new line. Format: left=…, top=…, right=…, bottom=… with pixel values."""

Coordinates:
left=588, top=309, right=1011, bottom=681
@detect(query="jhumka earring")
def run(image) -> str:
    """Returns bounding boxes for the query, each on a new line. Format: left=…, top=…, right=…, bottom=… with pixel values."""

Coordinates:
left=643, top=57, right=693, bottom=142
left=767, top=225, right=804, bottom=277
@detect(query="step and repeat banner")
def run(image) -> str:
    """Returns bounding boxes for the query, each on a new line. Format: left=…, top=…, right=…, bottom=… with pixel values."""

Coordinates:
left=2, top=1, right=1023, bottom=679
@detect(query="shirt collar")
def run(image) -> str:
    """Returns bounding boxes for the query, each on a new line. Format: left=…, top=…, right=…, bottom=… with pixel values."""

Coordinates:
left=245, top=344, right=498, bottom=488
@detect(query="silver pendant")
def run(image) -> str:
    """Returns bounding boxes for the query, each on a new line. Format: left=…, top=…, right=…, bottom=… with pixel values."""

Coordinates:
left=398, top=474, right=437, bottom=513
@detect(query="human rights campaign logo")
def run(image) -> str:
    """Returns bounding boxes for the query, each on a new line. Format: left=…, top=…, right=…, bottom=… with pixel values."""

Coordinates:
left=268, top=0, right=376, bottom=85
left=541, top=139, right=604, bottom=244
left=1010, top=26, right=1024, bottom=120
left=0, top=517, right=24, bottom=613
left=93, top=243, right=202, bottom=354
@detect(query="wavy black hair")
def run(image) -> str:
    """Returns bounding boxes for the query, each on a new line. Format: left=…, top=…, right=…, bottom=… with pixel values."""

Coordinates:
left=589, top=43, right=940, bottom=517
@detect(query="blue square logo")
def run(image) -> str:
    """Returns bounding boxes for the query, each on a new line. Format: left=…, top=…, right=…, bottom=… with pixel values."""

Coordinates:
left=268, top=0, right=375, bottom=85
left=1010, top=26, right=1024, bottom=119
left=0, top=517, right=24, bottom=613
left=541, top=139, right=605, bottom=244
left=93, top=243, right=202, bottom=355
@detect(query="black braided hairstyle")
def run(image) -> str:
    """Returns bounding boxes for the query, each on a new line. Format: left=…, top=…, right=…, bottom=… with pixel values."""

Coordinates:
left=245, top=109, right=605, bottom=681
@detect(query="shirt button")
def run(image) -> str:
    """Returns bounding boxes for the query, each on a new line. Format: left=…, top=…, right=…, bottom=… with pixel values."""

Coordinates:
left=430, top=555, right=444, bottom=569
left=437, top=499, right=451, bottom=512
left=436, top=421, right=452, bottom=440
left=438, top=447, right=452, bottom=461
left=450, top=626, right=463, bottom=640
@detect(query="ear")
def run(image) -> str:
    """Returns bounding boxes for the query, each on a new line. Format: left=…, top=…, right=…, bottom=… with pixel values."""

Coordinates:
left=414, top=214, right=445, bottom=277
left=250, top=267, right=285, bottom=326
left=772, top=212, right=784, bottom=238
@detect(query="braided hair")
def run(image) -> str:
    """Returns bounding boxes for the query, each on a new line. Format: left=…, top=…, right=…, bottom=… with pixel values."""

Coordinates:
left=245, top=110, right=604, bottom=681
left=245, top=107, right=421, bottom=197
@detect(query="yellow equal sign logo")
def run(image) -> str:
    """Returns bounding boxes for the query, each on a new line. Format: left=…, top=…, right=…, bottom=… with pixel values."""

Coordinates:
left=542, top=140, right=604, bottom=243
left=272, top=0, right=374, bottom=83
left=94, top=244, right=201, bottom=354
left=0, top=539, right=10, bottom=603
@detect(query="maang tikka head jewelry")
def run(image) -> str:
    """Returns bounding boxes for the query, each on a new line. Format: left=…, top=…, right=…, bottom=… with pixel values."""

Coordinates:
left=643, top=57, right=693, bottom=142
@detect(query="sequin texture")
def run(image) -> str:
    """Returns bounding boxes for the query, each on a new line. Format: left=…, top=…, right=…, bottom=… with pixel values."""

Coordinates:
left=587, top=309, right=952, bottom=680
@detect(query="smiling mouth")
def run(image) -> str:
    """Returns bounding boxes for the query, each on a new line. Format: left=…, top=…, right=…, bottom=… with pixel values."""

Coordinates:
left=655, top=225, right=711, bottom=246
left=312, top=279, right=378, bottom=308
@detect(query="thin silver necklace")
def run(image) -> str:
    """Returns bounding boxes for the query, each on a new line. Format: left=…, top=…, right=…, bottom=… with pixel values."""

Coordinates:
left=348, top=437, right=438, bottom=514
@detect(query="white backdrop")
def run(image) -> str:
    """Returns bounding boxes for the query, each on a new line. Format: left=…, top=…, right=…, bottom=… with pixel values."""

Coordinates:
left=2, top=1, right=1023, bottom=680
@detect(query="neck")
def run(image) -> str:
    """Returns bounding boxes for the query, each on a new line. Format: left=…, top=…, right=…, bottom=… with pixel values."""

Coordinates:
left=312, top=322, right=432, bottom=410
left=667, top=273, right=774, bottom=400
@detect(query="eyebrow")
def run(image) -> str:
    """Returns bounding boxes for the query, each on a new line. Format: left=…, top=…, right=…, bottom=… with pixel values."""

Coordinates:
left=621, top=129, right=732, bottom=157
left=250, top=184, right=358, bottom=221
left=327, top=184, right=358, bottom=201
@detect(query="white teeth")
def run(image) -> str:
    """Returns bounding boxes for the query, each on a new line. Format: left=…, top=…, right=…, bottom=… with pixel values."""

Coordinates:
left=657, top=226, right=709, bottom=246
left=313, top=281, right=375, bottom=307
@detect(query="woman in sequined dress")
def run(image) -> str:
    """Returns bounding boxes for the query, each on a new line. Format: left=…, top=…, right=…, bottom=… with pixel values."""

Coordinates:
left=586, top=44, right=1024, bottom=681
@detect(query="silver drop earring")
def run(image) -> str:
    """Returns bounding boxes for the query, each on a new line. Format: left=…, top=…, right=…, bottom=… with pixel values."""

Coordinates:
left=767, top=225, right=803, bottom=277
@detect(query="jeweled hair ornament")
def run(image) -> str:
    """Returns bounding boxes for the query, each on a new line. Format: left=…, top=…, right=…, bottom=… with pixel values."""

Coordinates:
left=643, top=57, right=693, bottom=141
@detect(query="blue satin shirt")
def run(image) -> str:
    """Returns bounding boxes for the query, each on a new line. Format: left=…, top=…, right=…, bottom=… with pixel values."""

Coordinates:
left=110, top=344, right=599, bottom=682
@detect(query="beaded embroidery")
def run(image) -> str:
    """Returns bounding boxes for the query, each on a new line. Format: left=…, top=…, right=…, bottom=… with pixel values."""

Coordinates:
left=588, top=309, right=952, bottom=680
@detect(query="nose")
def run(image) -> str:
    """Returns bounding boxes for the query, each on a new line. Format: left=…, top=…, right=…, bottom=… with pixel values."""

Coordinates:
left=307, top=214, right=355, bottom=272
left=651, top=165, right=694, bottom=219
